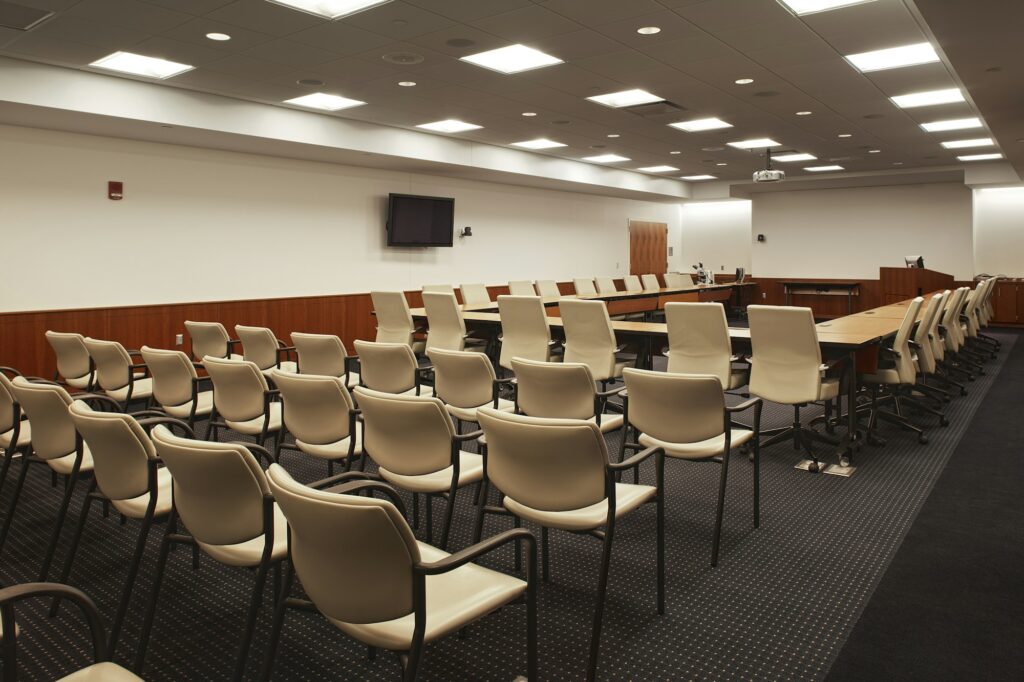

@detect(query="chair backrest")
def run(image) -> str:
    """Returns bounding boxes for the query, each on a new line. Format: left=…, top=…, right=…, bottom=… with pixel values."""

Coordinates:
left=941, top=287, right=968, bottom=349
left=370, top=291, right=417, bottom=347
left=508, top=280, right=536, bottom=296
left=69, top=401, right=157, bottom=502
left=353, top=340, right=418, bottom=394
left=929, top=291, right=949, bottom=360
left=664, top=302, right=733, bottom=384
left=354, top=387, right=454, bottom=476
left=511, top=357, right=595, bottom=420
left=497, top=296, right=552, bottom=369
left=428, top=348, right=496, bottom=410
left=45, top=331, right=92, bottom=383
left=534, top=280, right=560, bottom=298
left=622, top=275, right=642, bottom=292
left=478, top=408, right=608, bottom=512
left=559, top=298, right=618, bottom=381
left=594, top=277, right=618, bottom=294
left=140, top=346, right=198, bottom=409
left=641, top=274, right=661, bottom=291
left=151, top=425, right=270, bottom=546
left=10, top=377, right=75, bottom=460
left=623, top=368, right=725, bottom=444
left=664, top=272, right=688, bottom=288
left=266, top=464, right=419, bottom=625
left=422, top=284, right=455, bottom=295
left=747, top=305, right=824, bottom=405
left=573, top=278, right=597, bottom=296
left=459, top=283, right=491, bottom=306
left=82, top=338, right=134, bottom=392
left=913, top=295, right=943, bottom=374
left=0, top=371, right=18, bottom=435
left=203, top=356, right=269, bottom=423
left=235, top=325, right=280, bottom=371
left=423, top=292, right=467, bottom=352
left=184, top=321, right=231, bottom=361
left=291, top=332, right=348, bottom=378
left=890, top=297, right=923, bottom=383
left=272, top=370, right=354, bottom=445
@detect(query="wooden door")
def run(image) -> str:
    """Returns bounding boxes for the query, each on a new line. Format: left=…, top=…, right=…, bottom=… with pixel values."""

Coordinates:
left=629, top=220, right=668, bottom=284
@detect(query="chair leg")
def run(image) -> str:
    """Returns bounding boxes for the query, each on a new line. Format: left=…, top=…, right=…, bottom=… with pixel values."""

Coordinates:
left=108, top=511, right=156, bottom=652
left=134, top=513, right=177, bottom=673
left=513, top=516, right=522, bottom=573
left=260, top=559, right=295, bottom=682
left=711, top=451, right=731, bottom=567
left=472, top=479, right=489, bottom=544
left=0, top=448, right=14, bottom=499
left=51, top=482, right=99, bottom=616
left=39, top=465, right=83, bottom=581
left=424, top=494, right=433, bottom=545
left=0, top=457, right=29, bottom=557
left=586, top=520, right=616, bottom=682
left=439, top=484, right=458, bottom=550
left=233, top=560, right=272, bottom=681
left=541, top=526, right=550, bottom=582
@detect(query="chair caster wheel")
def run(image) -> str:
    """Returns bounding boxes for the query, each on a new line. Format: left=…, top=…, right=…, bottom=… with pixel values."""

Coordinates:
left=918, top=435, right=929, bottom=445
left=839, top=456, right=851, bottom=468
left=748, top=451, right=755, bottom=462
left=940, top=417, right=949, bottom=427
left=807, top=461, right=821, bottom=473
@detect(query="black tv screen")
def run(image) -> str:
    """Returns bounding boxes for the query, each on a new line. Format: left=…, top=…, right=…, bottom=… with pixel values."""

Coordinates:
left=387, top=194, right=454, bottom=247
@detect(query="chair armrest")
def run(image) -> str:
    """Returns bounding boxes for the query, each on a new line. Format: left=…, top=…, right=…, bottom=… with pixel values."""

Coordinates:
left=609, top=445, right=662, bottom=471
left=453, top=429, right=484, bottom=443
left=226, top=339, right=241, bottom=350
left=417, top=528, right=535, bottom=575
left=328, top=480, right=408, bottom=518
left=596, top=385, right=626, bottom=399
left=415, top=364, right=434, bottom=376
left=136, top=416, right=195, bottom=439
left=229, top=441, right=274, bottom=467
left=308, top=470, right=374, bottom=490
left=726, top=397, right=762, bottom=413
left=0, top=582, right=108, bottom=664
left=0, top=366, right=22, bottom=379
left=127, top=350, right=143, bottom=358
left=494, top=377, right=516, bottom=386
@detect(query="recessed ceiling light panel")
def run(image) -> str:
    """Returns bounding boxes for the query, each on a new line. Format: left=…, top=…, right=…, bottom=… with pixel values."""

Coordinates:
left=460, top=44, right=563, bottom=74
left=582, top=154, right=630, bottom=163
left=891, top=87, right=964, bottom=108
left=774, top=153, right=817, bottom=162
left=669, top=117, right=732, bottom=132
left=90, top=51, right=193, bottom=79
left=921, top=117, right=982, bottom=132
left=805, top=165, right=844, bottom=172
left=637, top=165, right=679, bottom=173
left=941, top=138, right=994, bottom=149
left=727, top=138, right=780, bottom=149
left=845, top=42, right=939, bottom=72
left=511, top=138, right=566, bottom=150
left=417, top=119, right=482, bottom=133
left=681, top=175, right=717, bottom=181
left=777, top=0, right=876, bottom=15
left=284, top=92, right=366, bottom=111
left=266, top=0, right=393, bottom=20
left=586, top=89, right=664, bottom=108
left=958, top=153, right=1003, bottom=161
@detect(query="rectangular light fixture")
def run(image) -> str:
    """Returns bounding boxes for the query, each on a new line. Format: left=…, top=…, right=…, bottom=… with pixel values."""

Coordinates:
left=637, top=165, right=680, bottom=173
left=681, top=175, right=717, bottom=181
left=89, top=51, right=193, bottom=79
left=669, top=117, right=732, bottom=132
left=773, top=153, right=817, bottom=162
left=776, top=0, right=876, bottom=15
left=266, top=0, right=392, bottom=19
left=845, top=42, right=939, bottom=73
left=921, top=117, right=982, bottom=132
left=727, top=138, right=780, bottom=149
left=804, top=165, right=844, bottom=172
left=958, top=153, right=1003, bottom=162
left=416, top=119, right=482, bottom=133
left=586, top=89, right=664, bottom=108
left=582, top=154, right=630, bottom=163
left=460, top=44, right=562, bottom=74
left=284, top=92, right=365, bottom=111
left=511, top=138, right=566, bottom=150
left=891, top=88, right=964, bottom=109
left=941, top=138, right=994, bottom=149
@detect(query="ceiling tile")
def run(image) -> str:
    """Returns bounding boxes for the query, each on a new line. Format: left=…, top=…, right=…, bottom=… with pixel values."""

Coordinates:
left=137, top=0, right=235, bottom=14
left=159, top=17, right=275, bottom=52
left=288, top=20, right=393, bottom=55
left=243, top=38, right=339, bottom=68
left=204, top=52, right=294, bottom=79
left=64, top=0, right=192, bottom=33
left=343, top=1, right=455, bottom=40
left=588, top=9, right=704, bottom=47
left=539, top=0, right=667, bottom=25
left=674, top=0, right=793, bottom=32
left=22, top=15, right=150, bottom=50
left=206, top=0, right=324, bottom=36
left=2, top=33, right=108, bottom=65
left=469, top=5, right=582, bottom=41
left=404, top=0, right=534, bottom=23
left=131, top=36, right=227, bottom=65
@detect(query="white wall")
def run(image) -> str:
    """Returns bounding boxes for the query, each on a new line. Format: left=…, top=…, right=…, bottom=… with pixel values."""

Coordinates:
left=751, top=183, right=975, bottom=281
left=0, top=125, right=680, bottom=312
left=973, top=187, right=1024, bottom=277
left=678, top=200, right=752, bottom=276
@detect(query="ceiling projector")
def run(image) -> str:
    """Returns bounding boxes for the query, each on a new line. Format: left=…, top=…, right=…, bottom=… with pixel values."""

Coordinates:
left=752, top=147, right=785, bottom=183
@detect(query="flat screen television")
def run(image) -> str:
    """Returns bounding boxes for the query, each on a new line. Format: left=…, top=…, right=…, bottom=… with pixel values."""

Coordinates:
left=387, top=193, right=455, bottom=247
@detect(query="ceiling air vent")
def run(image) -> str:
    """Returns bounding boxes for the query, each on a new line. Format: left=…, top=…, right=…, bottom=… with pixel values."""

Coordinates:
left=621, top=100, right=687, bottom=121
left=0, top=1, right=52, bottom=30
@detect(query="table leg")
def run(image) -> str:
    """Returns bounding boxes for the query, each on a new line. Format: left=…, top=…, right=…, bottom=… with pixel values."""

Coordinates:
left=842, top=350, right=859, bottom=466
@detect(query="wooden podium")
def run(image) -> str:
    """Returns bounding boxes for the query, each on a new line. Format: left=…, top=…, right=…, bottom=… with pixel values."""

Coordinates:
left=879, top=266, right=955, bottom=304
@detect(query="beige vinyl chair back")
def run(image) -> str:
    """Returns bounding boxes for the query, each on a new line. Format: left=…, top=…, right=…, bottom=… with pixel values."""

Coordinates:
left=10, top=377, right=75, bottom=461
left=665, top=302, right=733, bottom=383
left=664, top=273, right=688, bottom=288
left=140, top=346, right=198, bottom=409
left=353, top=340, right=418, bottom=394
left=272, top=371, right=354, bottom=446
left=941, top=288, right=968, bottom=351
left=459, top=283, right=491, bottom=306
left=573, top=278, right=598, bottom=296
left=912, top=295, right=942, bottom=375
left=534, top=280, right=560, bottom=298
left=478, top=408, right=608, bottom=512
left=929, top=291, right=950, bottom=362
left=184, top=321, right=232, bottom=361
left=559, top=298, right=619, bottom=381
left=622, top=275, right=642, bottom=292
left=508, top=280, right=535, bottom=296
left=594, top=277, right=617, bottom=294
left=0, top=372, right=19, bottom=436
left=747, top=305, right=824, bottom=405
left=423, top=292, right=467, bottom=352
left=151, top=425, right=270, bottom=546
left=82, top=338, right=135, bottom=393
left=203, top=356, right=269, bottom=423
left=428, top=348, right=495, bottom=411
left=497, top=295, right=552, bottom=369
left=964, top=284, right=985, bottom=337
left=354, top=387, right=454, bottom=477
left=45, top=331, right=93, bottom=388
left=235, top=325, right=282, bottom=371
left=69, top=401, right=156, bottom=503
left=370, top=291, right=416, bottom=346
left=422, top=284, right=455, bottom=295
left=623, top=369, right=724, bottom=445
left=641, top=274, right=661, bottom=291
left=292, top=332, right=347, bottom=377
left=512, top=357, right=595, bottom=420
left=266, top=464, right=419, bottom=625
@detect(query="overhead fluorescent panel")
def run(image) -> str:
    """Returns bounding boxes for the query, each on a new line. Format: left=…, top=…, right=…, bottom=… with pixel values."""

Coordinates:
left=727, top=138, right=780, bottom=149
left=284, top=93, right=365, bottom=111
left=776, top=0, right=876, bottom=15
left=773, top=153, right=817, bottom=162
left=90, top=52, right=193, bottom=79
left=941, top=138, right=994, bottom=149
left=586, top=89, right=664, bottom=108
left=891, top=88, right=964, bottom=108
left=681, top=175, right=716, bottom=181
left=846, top=42, right=939, bottom=72
left=582, top=154, right=630, bottom=163
left=417, top=119, right=482, bottom=133
left=460, top=44, right=562, bottom=74
left=511, top=138, right=566, bottom=149
left=266, top=0, right=392, bottom=20
left=669, top=117, right=732, bottom=132
left=958, top=153, right=1003, bottom=162
left=920, top=117, right=982, bottom=132
left=637, top=166, right=679, bottom=173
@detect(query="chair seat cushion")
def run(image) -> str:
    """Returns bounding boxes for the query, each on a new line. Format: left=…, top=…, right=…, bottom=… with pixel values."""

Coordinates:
left=445, top=398, right=515, bottom=423
left=0, top=419, right=30, bottom=449
left=224, top=402, right=283, bottom=435
left=106, top=377, right=154, bottom=402
left=819, top=378, right=840, bottom=400
left=503, top=482, right=655, bottom=532
left=65, top=374, right=93, bottom=390
left=58, top=662, right=144, bottom=681
left=589, top=413, right=624, bottom=433
left=379, top=451, right=483, bottom=494
left=639, top=428, right=755, bottom=460
left=727, top=367, right=750, bottom=390
left=262, top=361, right=298, bottom=377
left=110, top=467, right=174, bottom=519
left=860, top=368, right=900, bottom=385
left=345, top=371, right=361, bottom=390
left=197, top=503, right=288, bottom=567
left=330, top=541, right=526, bottom=651
left=162, top=391, right=214, bottom=419
left=296, top=428, right=363, bottom=460
left=47, top=443, right=94, bottom=475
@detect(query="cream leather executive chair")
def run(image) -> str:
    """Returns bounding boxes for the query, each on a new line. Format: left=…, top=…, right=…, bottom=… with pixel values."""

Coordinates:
left=184, top=321, right=241, bottom=363
left=940, top=288, right=981, bottom=380
left=353, top=340, right=434, bottom=396
left=497, top=295, right=558, bottom=370
left=640, top=274, right=661, bottom=292
left=512, top=358, right=624, bottom=435
left=559, top=298, right=632, bottom=384
left=595, top=277, right=618, bottom=294
left=291, top=332, right=360, bottom=389
left=534, top=279, right=561, bottom=298
left=45, top=331, right=95, bottom=390
left=422, top=283, right=456, bottom=295
left=664, top=272, right=689, bottom=288
left=83, top=338, right=153, bottom=408
left=664, top=302, right=749, bottom=390
left=459, top=282, right=492, bottom=306
left=140, top=346, right=213, bottom=428
left=475, top=407, right=664, bottom=682
left=261, top=464, right=537, bottom=682
left=0, top=369, right=32, bottom=497
left=623, top=369, right=761, bottom=566
left=508, top=280, right=536, bottom=296
left=926, top=291, right=967, bottom=396
left=423, top=291, right=487, bottom=353
left=574, top=278, right=598, bottom=296
left=747, top=305, right=840, bottom=473
left=235, top=325, right=298, bottom=376
left=271, top=370, right=362, bottom=474
left=202, top=356, right=283, bottom=449
left=370, top=290, right=426, bottom=353
left=622, top=275, right=643, bottom=292
left=909, top=294, right=955, bottom=405
left=428, top=348, right=515, bottom=426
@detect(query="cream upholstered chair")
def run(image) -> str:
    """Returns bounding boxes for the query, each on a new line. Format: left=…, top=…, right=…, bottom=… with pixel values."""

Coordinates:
left=184, top=321, right=241, bottom=362
left=0, top=583, right=144, bottom=681
left=909, top=294, right=956, bottom=406
left=370, top=290, right=426, bottom=353
left=963, top=280, right=998, bottom=358
left=508, top=280, right=536, bottom=296
left=45, top=331, right=95, bottom=390
left=559, top=298, right=632, bottom=384
left=428, top=348, right=515, bottom=427
left=664, top=302, right=749, bottom=390
left=534, top=279, right=561, bottom=298
left=423, top=291, right=487, bottom=353
left=140, top=346, right=213, bottom=427
left=511, top=358, right=624, bottom=435
left=573, top=278, right=598, bottom=296
left=291, top=332, right=360, bottom=389
left=235, top=325, right=298, bottom=376
left=664, top=272, right=689, bottom=288
left=353, top=340, right=434, bottom=396
left=271, top=370, right=362, bottom=474
left=475, top=407, right=664, bottom=682
left=459, top=282, right=492, bottom=306
left=261, top=465, right=537, bottom=682
left=202, top=356, right=283, bottom=449
left=595, top=277, right=618, bottom=294
left=939, top=287, right=981, bottom=380
left=497, top=295, right=558, bottom=370
left=83, top=338, right=153, bottom=408
left=0, top=369, right=32, bottom=497
left=354, top=386, right=483, bottom=549
left=622, top=275, right=643, bottom=292
left=747, top=305, right=840, bottom=472
left=928, top=291, right=967, bottom=396
left=137, top=426, right=287, bottom=679
left=976, top=277, right=1001, bottom=350
left=56, top=404, right=187, bottom=651
left=622, top=369, right=762, bottom=566
left=641, top=274, right=661, bottom=291
left=422, top=283, right=456, bottom=295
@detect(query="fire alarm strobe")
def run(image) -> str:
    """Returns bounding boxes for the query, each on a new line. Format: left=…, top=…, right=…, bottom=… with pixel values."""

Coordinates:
left=108, top=181, right=123, bottom=200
